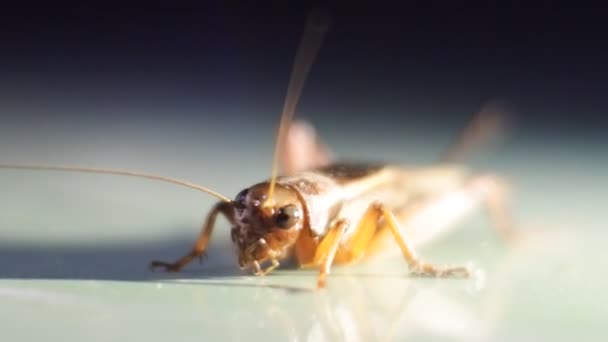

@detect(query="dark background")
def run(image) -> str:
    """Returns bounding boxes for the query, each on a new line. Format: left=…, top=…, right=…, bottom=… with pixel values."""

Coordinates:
left=1, top=3, right=606, bottom=144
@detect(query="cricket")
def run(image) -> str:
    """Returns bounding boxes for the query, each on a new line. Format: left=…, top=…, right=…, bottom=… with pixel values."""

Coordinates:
left=0, top=10, right=515, bottom=289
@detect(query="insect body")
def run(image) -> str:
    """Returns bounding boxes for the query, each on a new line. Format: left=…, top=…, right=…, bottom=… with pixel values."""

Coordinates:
left=0, top=10, right=514, bottom=289
left=149, top=144, right=512, bottom=289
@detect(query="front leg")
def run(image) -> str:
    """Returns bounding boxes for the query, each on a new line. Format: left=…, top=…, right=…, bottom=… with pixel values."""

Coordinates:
left=149, top=201, right=233, bottom=272
left=300, top=219, right=350, bottom=289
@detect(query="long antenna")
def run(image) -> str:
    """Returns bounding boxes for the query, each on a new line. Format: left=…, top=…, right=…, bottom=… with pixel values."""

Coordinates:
left=265, top=9, right=331, bottom=207
left=0, top=163, right=231, bottom=202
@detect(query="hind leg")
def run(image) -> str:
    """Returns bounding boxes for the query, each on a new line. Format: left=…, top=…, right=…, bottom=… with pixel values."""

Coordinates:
left=386, top=173, right=517, bottom=248
left=471, top=175, right=516, bottom=241
left=380, top=175, right=516, bottom=276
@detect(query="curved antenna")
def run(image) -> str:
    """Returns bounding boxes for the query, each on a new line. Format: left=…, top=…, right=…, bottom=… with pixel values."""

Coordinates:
left=0, top=163, right=232, bottom=202
left=265, top=9, right=331, bottom=207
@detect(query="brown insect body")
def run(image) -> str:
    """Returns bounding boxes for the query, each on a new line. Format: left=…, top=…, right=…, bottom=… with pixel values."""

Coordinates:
left=225, top=162, right=471, bottom=275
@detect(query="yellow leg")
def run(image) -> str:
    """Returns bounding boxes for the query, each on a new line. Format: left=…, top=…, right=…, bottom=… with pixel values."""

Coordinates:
left=335, top=204, right=384, bottom=264
left=377, top=203, right=470, bottom=277
left=295, top=205, right=381, bottom=267
left=301, top=219, right=350, bottom=288
left=303, top=199, right=474, bottom=289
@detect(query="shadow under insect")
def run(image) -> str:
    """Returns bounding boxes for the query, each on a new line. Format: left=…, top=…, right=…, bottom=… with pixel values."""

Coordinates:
left=0, top=224, right=246, bottom=281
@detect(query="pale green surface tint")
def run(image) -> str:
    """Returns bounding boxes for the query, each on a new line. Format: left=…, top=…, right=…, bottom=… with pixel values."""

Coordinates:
left=1, top=116, right=607, bottom=341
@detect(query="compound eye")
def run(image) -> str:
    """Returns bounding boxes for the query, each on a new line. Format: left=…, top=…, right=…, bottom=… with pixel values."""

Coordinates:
left=235, top=188, right=248, bottom=203
left=275, top=204, right=301, bottom=229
